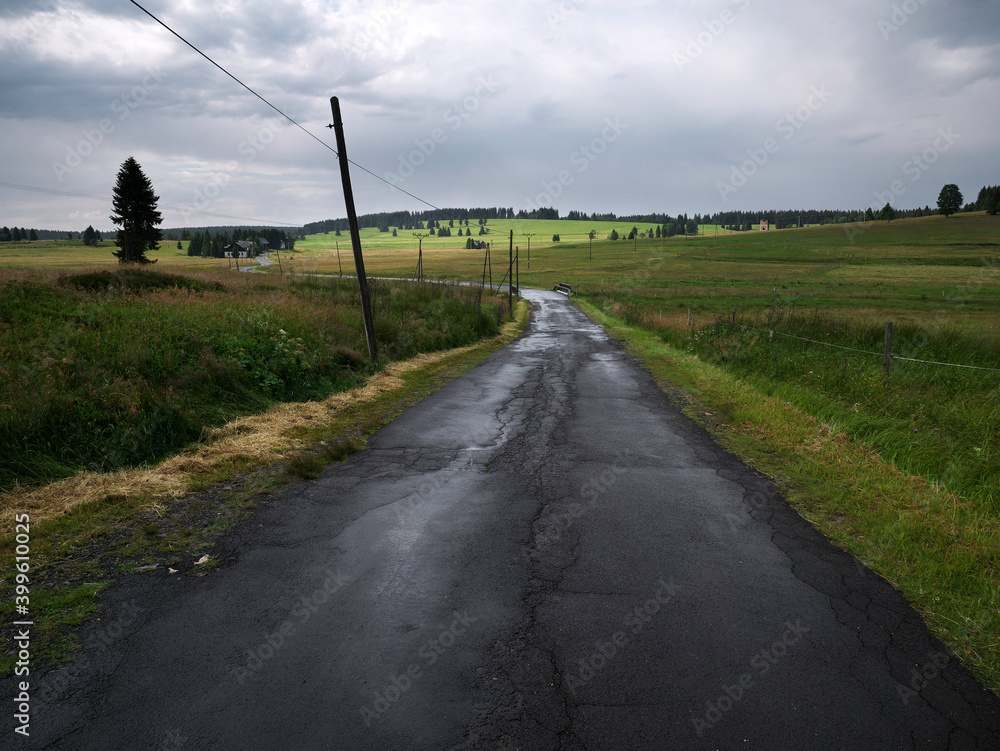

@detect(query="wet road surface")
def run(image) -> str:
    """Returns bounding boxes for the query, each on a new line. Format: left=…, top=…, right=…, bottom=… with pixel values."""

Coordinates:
left=15, top=289, right=1000, bottom=750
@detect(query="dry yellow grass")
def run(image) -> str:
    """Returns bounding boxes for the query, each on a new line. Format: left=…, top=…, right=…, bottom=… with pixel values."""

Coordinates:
left=0, top=344, right=491, bottom=528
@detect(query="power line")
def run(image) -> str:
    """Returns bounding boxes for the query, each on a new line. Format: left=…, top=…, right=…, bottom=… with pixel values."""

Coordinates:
left=127, top=0, right=456, bottom=219
left=128, top=0, right=332, bottom=157
left=0, top=181, right=107, bottom=202
left=0, top=180, right=300, bottom=227
left=752, top=326, right=1000, bottom=373
left=766, top=329, right=886, bottom=357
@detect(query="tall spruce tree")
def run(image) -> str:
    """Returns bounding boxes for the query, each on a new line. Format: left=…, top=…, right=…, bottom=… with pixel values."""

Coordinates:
left=110, top=157, right=161, bottom=263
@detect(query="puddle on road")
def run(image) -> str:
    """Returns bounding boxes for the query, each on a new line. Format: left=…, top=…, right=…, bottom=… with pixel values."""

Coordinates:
left=515, top=333, right=556, bottom=352
left=590, top=352, right=625, bottom=362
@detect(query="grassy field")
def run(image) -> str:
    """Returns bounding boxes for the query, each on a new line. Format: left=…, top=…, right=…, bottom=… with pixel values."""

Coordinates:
left=0, top=239, right=226, bottom=269
left=283, top=213, right=999, bottom=321
left=301, top=217, right=679, bottom=253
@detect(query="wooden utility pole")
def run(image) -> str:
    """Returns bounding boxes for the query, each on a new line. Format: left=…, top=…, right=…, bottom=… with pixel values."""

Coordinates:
left=336, top=241, right=343, bottom=277
left=478, top=245, right=489, bottom=305
left=508, top=230, right=514, bottom=319
left=515, top=247, right=519, bottom=304
left=329, top=96, right=377, bottom=363
left=414, top=233, right=429, bottom=281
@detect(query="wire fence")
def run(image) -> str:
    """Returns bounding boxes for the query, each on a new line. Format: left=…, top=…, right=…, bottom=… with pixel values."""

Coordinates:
left=749, top=326, right=1000, bottom=373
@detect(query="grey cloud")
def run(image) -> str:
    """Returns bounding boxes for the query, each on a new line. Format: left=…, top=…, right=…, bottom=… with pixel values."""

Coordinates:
left=1, top=0, right=998, bottom=230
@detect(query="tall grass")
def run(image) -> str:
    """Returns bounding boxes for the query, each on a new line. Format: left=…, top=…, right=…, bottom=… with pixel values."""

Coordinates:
left=0, top=269, right=503, bottom=489
left=592, top=292, right=1000, bottom=513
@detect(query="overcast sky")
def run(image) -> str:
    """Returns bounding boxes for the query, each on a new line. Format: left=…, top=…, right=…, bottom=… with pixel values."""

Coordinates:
left=1, top=0, right=998, bottom=231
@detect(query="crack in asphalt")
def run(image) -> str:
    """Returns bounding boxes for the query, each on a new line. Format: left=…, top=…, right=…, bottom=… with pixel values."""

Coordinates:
left=669, top=416, right=1000, bottom=747
left=12, top=289, right=1000, bottom=750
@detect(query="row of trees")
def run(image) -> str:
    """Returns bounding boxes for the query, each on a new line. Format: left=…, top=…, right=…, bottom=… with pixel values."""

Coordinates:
left=378, top=217, right=491, bottom=233
left=382, top=224, right=487, bottom=238
left=604, top=218, right=700, bottom=239
left=12, top=167, right=995, bottom=264
left=305, top=193, right=991, bottom=241
left=974, top=185, right=1000, bottom=215
left=185, top=227, right=297, bottom=258
left=83, top=225, right=104, bottom=245
left=0, top=227, right=39, bottom=242
left=304, top=208, right=519, bottom=235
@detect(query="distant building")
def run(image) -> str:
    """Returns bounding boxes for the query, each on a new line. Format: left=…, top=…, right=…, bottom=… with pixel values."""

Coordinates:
left=760, top=220, right=770, bottom=231
left=223, top=240, right=254, bottom=258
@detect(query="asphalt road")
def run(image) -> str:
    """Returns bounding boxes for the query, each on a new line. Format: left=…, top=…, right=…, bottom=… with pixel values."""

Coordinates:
left=12, top=289, right=1000, bottom=750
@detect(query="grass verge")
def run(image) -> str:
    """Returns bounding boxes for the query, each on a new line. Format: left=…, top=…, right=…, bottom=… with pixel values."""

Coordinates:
left=574, top=297, right=1000, bottom=697
left=0, top=298, right=530, bottom=676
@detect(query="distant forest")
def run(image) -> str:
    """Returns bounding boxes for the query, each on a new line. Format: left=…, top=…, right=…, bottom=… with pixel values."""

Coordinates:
left=304, top=189, right=995, bottom=237
left=0, top=224, right=303, bottom=250
left=181, top=227, right=299, bottom=258
left=161, top=225, right=305, bottom=239
left=302, top=206, right=936, bottom=237
left=4, top=186, right=996, bottom=245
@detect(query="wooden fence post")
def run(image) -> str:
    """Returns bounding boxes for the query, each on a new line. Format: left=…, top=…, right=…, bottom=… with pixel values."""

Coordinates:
left=883, top=321, right=893, bottom=376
